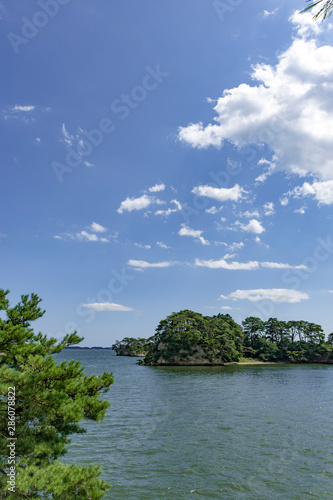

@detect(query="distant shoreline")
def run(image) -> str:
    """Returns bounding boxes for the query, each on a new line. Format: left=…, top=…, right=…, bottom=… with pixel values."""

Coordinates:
left=64, top=346, right=113, bottom=350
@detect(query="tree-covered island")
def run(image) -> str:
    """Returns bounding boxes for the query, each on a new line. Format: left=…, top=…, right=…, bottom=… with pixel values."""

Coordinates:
left=134, top=310, right=333, bottom=366
left=112, top=337, right=153, bottom=357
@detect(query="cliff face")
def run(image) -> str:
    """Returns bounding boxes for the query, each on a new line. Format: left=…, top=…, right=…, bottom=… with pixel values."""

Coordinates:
left=144, top=343, right=227, bottom=365
left=114, top=349, right=146, bottom=357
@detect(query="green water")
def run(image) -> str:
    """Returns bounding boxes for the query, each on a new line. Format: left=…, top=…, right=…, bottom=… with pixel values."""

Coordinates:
left=55, top=350, right=333, bottom=499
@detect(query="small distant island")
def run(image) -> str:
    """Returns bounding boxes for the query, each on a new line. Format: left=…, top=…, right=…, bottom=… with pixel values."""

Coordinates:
left=113, top=310, right=333, bottom=366
left=111, top=337, right=154, bottom=357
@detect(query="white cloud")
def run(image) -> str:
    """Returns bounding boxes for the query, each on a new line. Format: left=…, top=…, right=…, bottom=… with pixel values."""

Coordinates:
left=82, top=302, right=134, bottom=311
left=61, top=123, right=74, bottom=147
left=76, top=231, right=99, bottom=242
left=178, top=14, right=333, bottom=183
left=242, top=210, right=260, bottom=218
left=156, top=241, right=171, bottom=249
left=286, top=180, right=333, bottom=205
left=90, top=222, right=107, bottom=233
left=12, top=105, right=35, bottom=112
left=237, top=219, right=265, bottom=234
left=117, top=194, right=153, bottom=214
left=195, top=258, right=259, bottom=270
left=221, top=306, right=232, bottom=310
left=290, top=10, right=322, bottom=37
left=35, top=137, right=41, bottom=145
left=263, top=8, right=278, bottom=17
left=222, top=288, right=309, bottom=303
left=228, top=241, right=244, bottom=252
left=261, top=262, right=306, bottom=270
left=263, top=202, right=275, bottom=216
left=54, top=226, right=110, bottom=243
left=192, top=184, right=246, bottom=202
left=84, top=161, right=95, bottom=167
left=155, top=199, right=182, bottom=216
left=294, top=206, right=306, bottom=214
left=128, top=259, right=175, bottom=269
left=178, top=224, right=210, bottom=245
left=206, top=206, right=222, bottom=214
left=134, top=243, right=151, bottom=249
left=195, top=258, right=306, bottom=270
left=149, top=183, right=166, bottom=192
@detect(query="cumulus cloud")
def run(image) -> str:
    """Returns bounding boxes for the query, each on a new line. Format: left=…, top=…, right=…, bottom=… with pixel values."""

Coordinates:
left=237, top=219, right=265, bottom=234
left=82, top=302, right=134, bottom=311
left=149, top=183, right=166, bottom=192
left=192, top=184, right=246, bottom=202
left=128, top=259, right=175, bottom=269
left=178, top=224, right=210, bottom=245
left=285, top=180, right=333, bottom=205
left=117, top=194, right=154, bottom=214
left=178, top=13, right=333, bottom=183
left=195, top=258, right=306, bottom=270
left=221, top=288, right=309, bottom=303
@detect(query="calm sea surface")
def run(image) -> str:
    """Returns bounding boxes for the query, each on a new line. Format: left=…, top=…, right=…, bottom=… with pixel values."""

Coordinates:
left=55, top=350, right=333, bottom=499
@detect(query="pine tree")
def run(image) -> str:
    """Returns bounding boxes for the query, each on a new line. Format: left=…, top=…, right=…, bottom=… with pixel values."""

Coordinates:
left=0, top=289, right=114, bottom=499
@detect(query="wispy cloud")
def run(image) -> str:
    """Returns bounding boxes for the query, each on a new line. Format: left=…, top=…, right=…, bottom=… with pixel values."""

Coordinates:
left=178, top=224, right=210, bottom=245
left=128, top=259, right=176, bottom=269
left=220, top=288, right=309, bottom=303
left=156, top=241, right=171, bottom=249
left=134, top=243, right=151, bottom=249
left=2, top=104, right=49, bottom=123
left=54, top=222, right=112, bottom=243
left=82, top=302, right=134, bottom=311
left=195, top=258, right=258, bottom=270
left=195, top=258, right=306, bottom=270
left=155, top=199, right=182, bottom=217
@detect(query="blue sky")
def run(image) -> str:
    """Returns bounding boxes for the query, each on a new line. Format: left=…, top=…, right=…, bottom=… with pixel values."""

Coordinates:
left=1, top=0, right=333, bottom=346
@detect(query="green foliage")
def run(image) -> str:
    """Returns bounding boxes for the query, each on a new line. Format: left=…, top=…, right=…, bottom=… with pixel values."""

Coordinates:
left=0, top=289, right=113, bottom=499
left=242, top=316, right=332, bottom=364
left=303, top=0, right=333, bottom=20
left=143, top=310, right=243, bottom=365
left=112, top=337, right=153, bottom=356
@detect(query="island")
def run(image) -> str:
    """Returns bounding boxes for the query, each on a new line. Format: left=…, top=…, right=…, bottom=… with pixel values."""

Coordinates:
left=132, top=310, right=333, bottom=366
left=111, top=337, right=154, bottom=357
